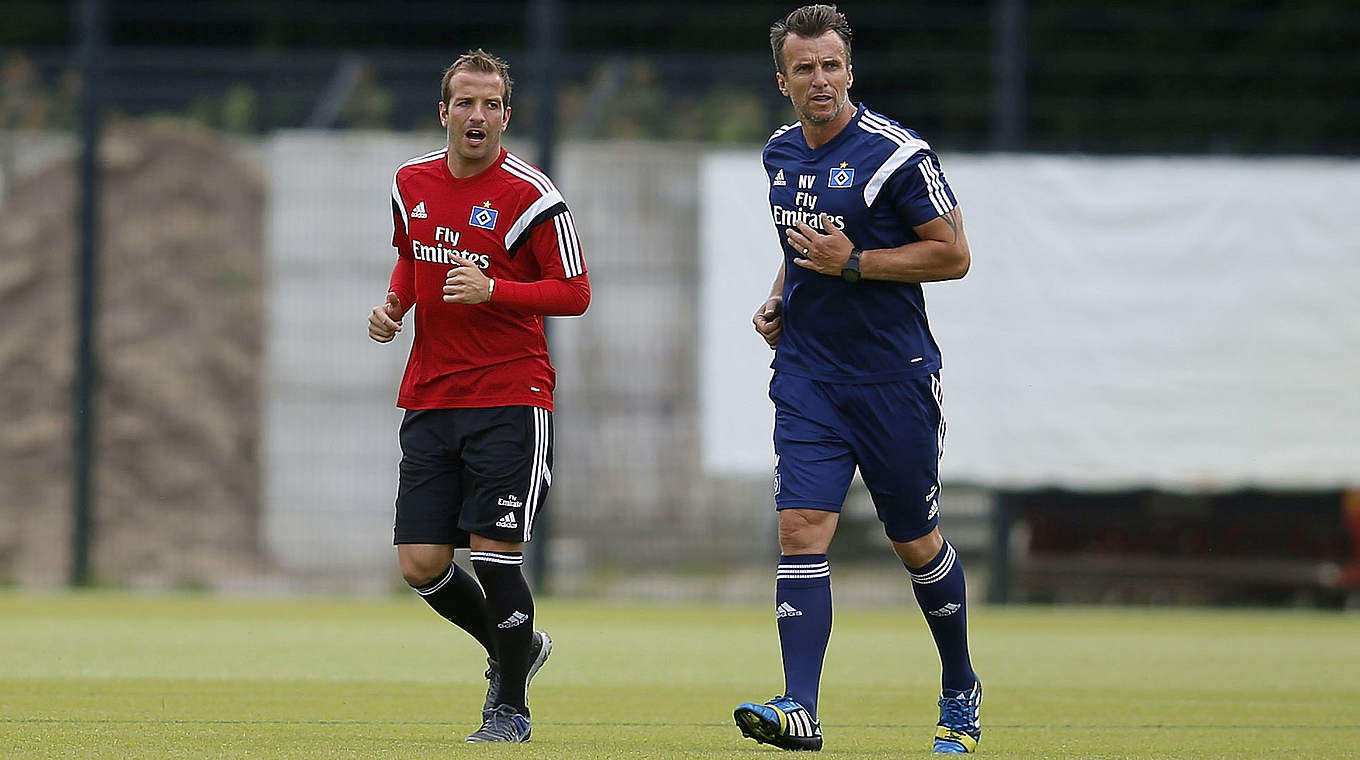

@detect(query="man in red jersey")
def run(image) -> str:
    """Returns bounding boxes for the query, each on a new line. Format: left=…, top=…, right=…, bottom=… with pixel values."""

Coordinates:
left=367, top=49, right=589, bottom=744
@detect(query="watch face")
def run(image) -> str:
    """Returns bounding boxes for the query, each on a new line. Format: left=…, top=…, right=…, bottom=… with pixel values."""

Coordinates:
left=841, top=268, right=861, bottom=283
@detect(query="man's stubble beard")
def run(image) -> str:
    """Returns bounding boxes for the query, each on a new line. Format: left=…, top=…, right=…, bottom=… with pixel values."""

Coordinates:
left=799, top=98, right=846, bottom=127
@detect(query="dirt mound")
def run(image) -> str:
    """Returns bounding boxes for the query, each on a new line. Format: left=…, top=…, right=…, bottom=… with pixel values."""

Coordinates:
left=0, top=121, right=264, bottom=584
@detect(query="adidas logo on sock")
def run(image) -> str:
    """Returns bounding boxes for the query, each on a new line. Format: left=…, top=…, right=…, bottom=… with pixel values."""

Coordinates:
left=776, top=602, right=803, bottom=618
left=928, top=602, right=961, bottom=617
left=497, top=611, right=529, bottom=629
left=495, top=512, right=518, bottom=529
left=410, top=201, right=428, bottom=219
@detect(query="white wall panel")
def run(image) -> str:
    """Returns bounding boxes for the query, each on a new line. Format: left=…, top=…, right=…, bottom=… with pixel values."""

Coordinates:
left=701, top=154, right=1360, bottom=489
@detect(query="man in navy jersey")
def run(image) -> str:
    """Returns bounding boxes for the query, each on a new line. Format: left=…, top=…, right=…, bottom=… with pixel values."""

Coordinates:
left=732, top=5, right=981, bottom=754
left=367, top=49, right=590, bottom=744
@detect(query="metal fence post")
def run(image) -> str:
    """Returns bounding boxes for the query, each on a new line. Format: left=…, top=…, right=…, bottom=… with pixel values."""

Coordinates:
left=528, top=0, right=562, bottom=593
left=70, top=0, right=107, bottom=587
left=990, top=0, right=1026, bottom=151
left=987, top=492, right=1013, bottom=604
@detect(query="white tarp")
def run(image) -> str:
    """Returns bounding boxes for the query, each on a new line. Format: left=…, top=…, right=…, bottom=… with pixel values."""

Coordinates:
left=700, top=153, right=1360, bottom=490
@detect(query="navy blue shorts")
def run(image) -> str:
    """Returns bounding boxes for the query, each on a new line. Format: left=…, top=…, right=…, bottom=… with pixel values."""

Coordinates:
left=770, top=371, right=944, bottom=543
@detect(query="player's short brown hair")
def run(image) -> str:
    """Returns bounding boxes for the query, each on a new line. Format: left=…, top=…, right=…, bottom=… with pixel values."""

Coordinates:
left=440, top=49, right=514, bottom=105
left=769, top=4, right=853, bottom=74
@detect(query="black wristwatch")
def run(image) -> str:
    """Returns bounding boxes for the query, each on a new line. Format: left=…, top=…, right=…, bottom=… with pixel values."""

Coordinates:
left=840, top=247, right=863, bottom=283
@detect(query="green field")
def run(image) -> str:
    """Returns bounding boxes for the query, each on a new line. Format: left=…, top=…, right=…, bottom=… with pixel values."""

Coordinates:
left=1, top=592, right=1356, bottom=759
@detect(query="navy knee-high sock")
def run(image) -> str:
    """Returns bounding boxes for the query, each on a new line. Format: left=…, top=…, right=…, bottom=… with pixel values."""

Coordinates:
left=906, top=540, right=977, bottom=693
left=776, top=554, right=832, bottom=719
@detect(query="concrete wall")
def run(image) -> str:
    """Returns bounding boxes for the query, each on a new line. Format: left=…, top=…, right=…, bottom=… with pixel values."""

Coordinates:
left=261, top=134, right=771, bottom=580
left=262, top=133, right=1360, bottom=584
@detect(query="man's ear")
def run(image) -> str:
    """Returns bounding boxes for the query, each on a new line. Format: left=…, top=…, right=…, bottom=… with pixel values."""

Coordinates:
left=502, top=105, right=512, bottom=132
left=776, top=72, right=788, bottom=97
left=846, top=64, right=853, bottom=91
left=438, top=101, right=449, bottom=128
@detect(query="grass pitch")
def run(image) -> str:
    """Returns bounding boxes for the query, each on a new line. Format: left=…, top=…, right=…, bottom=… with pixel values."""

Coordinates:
left=1, top=591, right=1356, bottom=759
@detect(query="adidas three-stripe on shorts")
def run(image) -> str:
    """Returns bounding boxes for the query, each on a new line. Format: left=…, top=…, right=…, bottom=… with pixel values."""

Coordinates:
left=394, top=406, right=552, bottom=546
left=770, top=371, right=944, bottom=543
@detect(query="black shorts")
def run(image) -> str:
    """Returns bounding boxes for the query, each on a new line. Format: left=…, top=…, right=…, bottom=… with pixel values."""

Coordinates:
left=394, top=406, right=552, bottom=546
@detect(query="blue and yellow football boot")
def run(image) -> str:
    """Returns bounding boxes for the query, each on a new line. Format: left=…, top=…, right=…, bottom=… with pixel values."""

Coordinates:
left=734, top=695, right=822, bottom=751
left=934, top=680, right=982, bottom=753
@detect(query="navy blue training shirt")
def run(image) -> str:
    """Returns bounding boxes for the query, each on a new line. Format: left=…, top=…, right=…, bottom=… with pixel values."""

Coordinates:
left=764, top=103, right=958, bottom=383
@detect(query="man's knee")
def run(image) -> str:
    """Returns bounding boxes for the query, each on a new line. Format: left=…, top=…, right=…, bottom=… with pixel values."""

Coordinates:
left=398, top=544, right=453, bottom=587
left=468, top=534, right=523, bottom=553
left=893, top=528, right=944, bottom=569
left=778, top=508, right=839, bottom=554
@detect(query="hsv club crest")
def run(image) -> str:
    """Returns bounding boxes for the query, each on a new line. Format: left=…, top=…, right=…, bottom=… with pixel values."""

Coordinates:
left=469, top=200, right=499, bottom=230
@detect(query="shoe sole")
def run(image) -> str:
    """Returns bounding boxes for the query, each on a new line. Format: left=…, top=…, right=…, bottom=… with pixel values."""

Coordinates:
left=734, top=705, right=822, bottom=751
left=465, top=726, right=532, bottom=743
left=465, top=732, right=531, bottom=744
left=525, top=630, right=552, bottom=705
left=734, top=706, right=777, bottom=743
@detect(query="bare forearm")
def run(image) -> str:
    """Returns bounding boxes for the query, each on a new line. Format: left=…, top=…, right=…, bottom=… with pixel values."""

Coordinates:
left=753, top=262, right=786, bottom=349
left=860, top=239, right=969, bottom=283
left=769, top=262, right=786, bottom=298
left=786, top=208, right=970, bottom=284
left=861, top=207, right=970, bottom=283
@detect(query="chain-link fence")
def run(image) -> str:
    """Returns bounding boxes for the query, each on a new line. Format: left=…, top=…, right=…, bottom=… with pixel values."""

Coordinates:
left=1, top=1, right=1357, bottom=603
